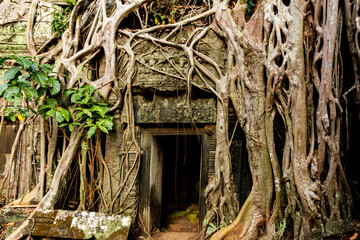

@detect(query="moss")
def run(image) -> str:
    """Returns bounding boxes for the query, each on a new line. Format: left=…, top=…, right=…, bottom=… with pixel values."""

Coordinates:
left=0, top=208, right=30, bottom=238
left=0, top=208, right=30, bottom=224
left=168, top=208, right=199, bottom=223
left=0, top=23, right=28, bottom=56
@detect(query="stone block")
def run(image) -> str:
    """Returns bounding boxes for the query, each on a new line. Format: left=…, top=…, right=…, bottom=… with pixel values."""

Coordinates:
left=30, top=210, right=131, bottom=239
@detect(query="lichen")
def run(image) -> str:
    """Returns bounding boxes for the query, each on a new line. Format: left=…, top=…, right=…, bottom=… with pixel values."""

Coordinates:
left=68, top=211, right=131, bottom=239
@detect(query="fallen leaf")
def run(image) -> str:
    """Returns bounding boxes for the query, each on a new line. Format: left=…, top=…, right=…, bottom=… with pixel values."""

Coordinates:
left=18, top=114, right=24, bottom=121
left=350, top=232, right=358, bottom=240
left=7, top=222, right=14, bottom=226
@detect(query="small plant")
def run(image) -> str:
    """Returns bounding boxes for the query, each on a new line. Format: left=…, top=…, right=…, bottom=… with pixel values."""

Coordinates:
left=51, top=6, right=72, bottom=38
left=153, top=13, right=167, bottom=25
left=246, top=0, right=255, bottom=13
left=65, top=0, right=76, bottom=6
left=169, top=10, right=177, bottom=23
left=204, top=219, right=228, bottom=235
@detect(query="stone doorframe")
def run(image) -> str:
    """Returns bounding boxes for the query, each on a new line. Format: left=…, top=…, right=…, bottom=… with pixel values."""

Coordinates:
left=139, top=127, right=215, bottom=232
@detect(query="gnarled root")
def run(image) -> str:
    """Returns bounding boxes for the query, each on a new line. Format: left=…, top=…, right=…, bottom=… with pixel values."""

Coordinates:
left=211, top=192, right=266, bottom=240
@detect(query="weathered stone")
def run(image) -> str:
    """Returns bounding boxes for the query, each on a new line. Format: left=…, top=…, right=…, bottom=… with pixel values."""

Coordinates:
left=30, top=210, right=131, bottom=239
left=0, top=23, right=28, bottom=56
left=302, top=220, right=354, bottom=240
left=303, top=228, right=322, bottom=240
left=323, top=219, right=354, bottom=237
left=121, top=94, right=216, bottom=124
left=0, top=0, right=59, bottom=56
left=42, top=0, right=71, bottom=5
left=132, top=30, right=225, bottom=92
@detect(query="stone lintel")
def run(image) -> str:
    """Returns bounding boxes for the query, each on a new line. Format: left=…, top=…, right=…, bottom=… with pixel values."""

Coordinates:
left=121, top=94, right=216, bottom=124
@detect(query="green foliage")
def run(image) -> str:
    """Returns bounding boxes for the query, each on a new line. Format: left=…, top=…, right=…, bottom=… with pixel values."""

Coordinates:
left=153, top=13, right=167, bottom=25
left=51, top=6, right=72, bottom=38
left=0, top=55, right=59, bottom=121
left=65, top=0, right=77, bottom=6
left=0, top=56, right=113, bottom=139
left=59, top=85, right=113, bottom=138
left=38, top=98, right=69, bottom=123
left=204, top=219, right=228, bottom=236
left=246, top=0, right=255, bottom=13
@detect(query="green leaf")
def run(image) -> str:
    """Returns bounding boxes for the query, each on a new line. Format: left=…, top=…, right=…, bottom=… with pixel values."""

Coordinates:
left=89, top=85, right=95, bottom=95
left=96, top=102, right=107, bottom=106
left=12, top=55, right=33, bottom=69
left=2, top=67, right=21, bottom=81
left=39, top=63, right=54, bottom=73
left=90, top=105, right=107, bottom=118
left=45, top=109, right=56, bottom=119
left=246, top=0, right=255, bottom=12
left=10, top=114, right=16, bottom=122
left=80, top=94, right=90, bottom=104
left=33, top=70, right=49, bottom=86
left=75, top=112, right=84, bottom=120
left=97, top=124, right=109, bottom=133
left=30, top=62, right=38, bottom=71
left=62, top=89, right=74, bottom=98
left=38, top=88, right=47, bottom=97
left=4, top=86, right=21, bottom=101
left=54, top=111, right=64, bottom=122
left=46, top=98, right=58, bottom=107
left=97, top=118, right=113, bottom=130
left=58, top=123, right=68, bottom=127
left=69, top=122, right=81, bottom=132
left=0, top=84, right=9, bottom=96
left=87, top=125, right=97, bottom=139
left=57, top=107, right=70, bottom=121
left=69, top=123, right=74, bottom=132
left=83, top=109, right=92, bottom=117
left=18, top=74, right=31, bottom=84
left=50, top=79, right=61, bottom=95
left=0, top=57, right=10, bottom=65
left=19, top=108, right=31, bottom=118
left=38, top=104, right=52, bottom=112
left=70, top=93, right=81, bottom=103
left=23, top=87, right=39, bottom=99
left=85, top=118, right=94, bottom=125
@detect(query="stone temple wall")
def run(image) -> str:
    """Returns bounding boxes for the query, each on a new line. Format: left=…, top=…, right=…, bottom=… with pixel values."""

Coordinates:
left=0, top=0, right=66, bottom=57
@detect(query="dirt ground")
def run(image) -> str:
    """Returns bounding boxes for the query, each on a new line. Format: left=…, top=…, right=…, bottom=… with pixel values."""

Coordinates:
left=151, top=216, right=199, bottom=240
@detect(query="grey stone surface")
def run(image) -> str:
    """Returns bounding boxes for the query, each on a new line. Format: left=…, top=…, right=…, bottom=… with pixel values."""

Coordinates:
left=121, top=94, right=216, bottom=124
left=0, top=0, right=59, bottom=57
left=31, top=209, right=131, bottom=239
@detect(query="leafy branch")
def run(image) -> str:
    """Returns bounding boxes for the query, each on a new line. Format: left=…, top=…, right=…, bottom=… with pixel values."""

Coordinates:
left=0, top=55, right=60, bottom=121
left=58, top=85, right=113, bottom=138
left=0, top=56, right=113, bottom=138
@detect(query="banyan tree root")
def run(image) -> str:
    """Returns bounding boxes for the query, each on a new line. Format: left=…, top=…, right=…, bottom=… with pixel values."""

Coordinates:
left=2, top=0, right=358, bottom=239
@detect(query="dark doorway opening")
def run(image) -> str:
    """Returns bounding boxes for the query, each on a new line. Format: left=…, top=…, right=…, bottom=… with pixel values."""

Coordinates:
left=155, top=135, right=201, bottom=230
